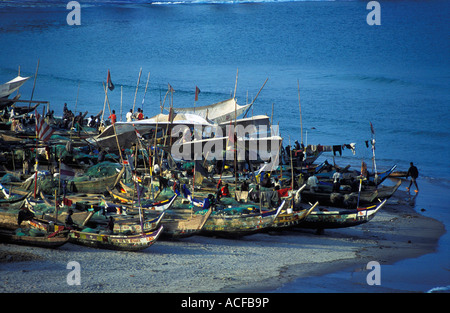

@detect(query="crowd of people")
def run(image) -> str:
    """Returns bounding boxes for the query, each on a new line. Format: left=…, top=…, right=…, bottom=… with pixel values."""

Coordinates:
left=51, top=103, right=148, bottom=133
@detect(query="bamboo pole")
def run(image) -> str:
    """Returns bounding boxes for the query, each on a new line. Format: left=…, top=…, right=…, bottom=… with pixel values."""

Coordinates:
left=70, top=82, right=80, bottom=139
left=102, top=82, right=124, bottom=163
left=289, top=136, right=294, bottom=209
left=28, top=59, right=39, bottom=110
left=234, top=87, right=237, bottom=187
left=17, top=66, right=21, bottom=96
left=132, top=68, right=142, bottom=114
left=297, top=79, right=303, bottom=145
left=233, top=68, right=239, bottom=99
left=150, top=88, right=170, bottom=200
left=54, top=190, right=58, bottom=223
left=271, top=102, right=274, bottom=125
left=142, top=72, right=150, bottom=112
left=120, top=85, right=123, bottom=122
left=243, top=78, right=268, bottom=118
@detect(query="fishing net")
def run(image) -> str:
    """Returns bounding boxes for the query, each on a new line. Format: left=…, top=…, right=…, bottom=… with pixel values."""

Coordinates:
left=1, top=173, right=21, bottom=184
left=38, top=178, right=60, bottom=195
left=30, top=202, right=55, bottom=214
left=84, top=162, right=121, bottom=178
left=15, top=228, right=45, bottom=237
left=70, top=161, right=121, bottom=182
left=80, top=227, right=100, bottom=233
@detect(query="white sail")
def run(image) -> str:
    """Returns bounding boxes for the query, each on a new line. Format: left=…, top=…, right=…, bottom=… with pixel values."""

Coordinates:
left=0, top=76, right=30, bottom=99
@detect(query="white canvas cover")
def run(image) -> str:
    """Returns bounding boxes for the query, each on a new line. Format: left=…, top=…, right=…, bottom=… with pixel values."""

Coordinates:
left=171, top=98, right=251, bottom=124
left=0, top=76, right=30, bottom=99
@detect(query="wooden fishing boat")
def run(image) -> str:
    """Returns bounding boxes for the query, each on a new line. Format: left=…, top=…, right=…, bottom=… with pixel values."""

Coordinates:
left=67, top=166, right=125, bottom=194
left=11, top=103, right=40, bottom=116
left=372, top=179, right=402, bottom=199
left=0, top=227, right=69, bottom=248
left=389, top=171, right=407, bottom=178
left=106, top=211, right=165, bottom=235
left=297, top=199, right=387, bottom=231
left=25, top=197, right=96, bottom=227
left=270, top=201, right=319, bottom=230
left=0, top=183, right=32, bottom=204
left=316, top=164, right=397, bottom=186
left=105, top=191, right=178, bottom=212
left=300, top=179, right=401, bottom=208
left=160, top=208, right=213, bottom=239
left=27, top=217, right=66, bottom=233
left=68, top=225, right=163, bottom=251
left=199, top=200, right=285, bottom=238
left=107, top=185, right=145, bottom=204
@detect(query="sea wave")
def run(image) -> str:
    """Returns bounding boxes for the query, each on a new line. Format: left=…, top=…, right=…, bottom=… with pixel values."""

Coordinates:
left=149, top=0, right=336, bottom=5
left=0, top=0, right=338, bottom=7
left=427, top=285, right=450, bottom=293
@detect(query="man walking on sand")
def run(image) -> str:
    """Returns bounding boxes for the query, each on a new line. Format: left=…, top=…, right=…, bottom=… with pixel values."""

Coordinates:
left=406, top=162, right=419, bottom=193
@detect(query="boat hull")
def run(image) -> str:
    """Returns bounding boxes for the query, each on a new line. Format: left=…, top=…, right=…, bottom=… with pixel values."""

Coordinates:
left=68, top=226, right=163, bottom=251
left=298, top=199, right=386, bottom=230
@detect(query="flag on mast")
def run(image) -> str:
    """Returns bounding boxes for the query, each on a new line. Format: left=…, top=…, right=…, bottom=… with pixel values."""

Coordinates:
left=35, top=110, right=54, bottom=142
left=195, top=86, right=201, bottom=101
left=60, top=162, right=75, bottom=180
left=107, top=69, right=115, bottom=91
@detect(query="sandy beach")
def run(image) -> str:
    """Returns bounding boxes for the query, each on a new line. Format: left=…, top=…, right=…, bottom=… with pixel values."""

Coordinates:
left=0, top=184, right=445, bottom=294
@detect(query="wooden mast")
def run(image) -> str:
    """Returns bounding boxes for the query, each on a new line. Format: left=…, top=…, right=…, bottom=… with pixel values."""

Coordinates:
left=132, top=68, right=142, bottom=114
left=297, top=79, right=303, bottom=145
left=102, top=82, right=123, bottom=164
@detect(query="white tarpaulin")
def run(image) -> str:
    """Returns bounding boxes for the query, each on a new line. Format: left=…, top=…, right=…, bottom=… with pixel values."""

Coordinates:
left=0, top=76, right=30, bottom=99
left=171, top=98, right=251, bottom=124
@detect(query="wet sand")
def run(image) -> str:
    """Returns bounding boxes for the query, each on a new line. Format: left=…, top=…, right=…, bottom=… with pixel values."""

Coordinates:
left=0, top=186, right=445, bottom=293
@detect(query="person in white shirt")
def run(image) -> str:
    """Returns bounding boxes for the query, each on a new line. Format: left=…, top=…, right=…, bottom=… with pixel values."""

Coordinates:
left=332, top=170, right=342, bottom=193
left=307, top=175, right=319, bottom=192
left=126, top=109, right=133, bottom=122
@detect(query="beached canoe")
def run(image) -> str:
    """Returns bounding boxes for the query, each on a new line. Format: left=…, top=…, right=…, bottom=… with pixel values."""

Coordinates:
left=0, top=183, right=32, bottom=204
left=25, top=197, right=96, bottom=227
left=199, top=200, right=285, bottom=238
left=0, top=227, right=69, bottom=248
left=67, top=166, right=125, bottom=194
left=315, top=164, right=397, bottom=186
left=160, top=208, right=213, bottom=239
left=108, top=211, right=165, bottom=235
left=68, top=225, right=163, bottom=251
left=297, top=199, right=387, bottom=231
left=300, top=179, right=400, bottom=208
left=27, top=217, right=66, bottom=233
left=270, top=201, right=319, bottom=230
left=104, top=193, right=178, bottom=213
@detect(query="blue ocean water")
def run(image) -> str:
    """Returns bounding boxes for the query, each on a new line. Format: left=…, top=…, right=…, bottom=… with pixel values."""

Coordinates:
left=0, top=0, right=449, bottom=292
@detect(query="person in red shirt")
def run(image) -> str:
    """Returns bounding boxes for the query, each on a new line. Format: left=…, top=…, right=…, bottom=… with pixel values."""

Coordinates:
left=109, top=110, right=117, bottom=124
left=220, top=183, right=230, bottom=198
left=137, top=108, right=144, bottom=120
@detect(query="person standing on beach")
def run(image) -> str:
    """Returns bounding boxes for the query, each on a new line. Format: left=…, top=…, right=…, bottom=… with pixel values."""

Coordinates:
left=406, top=162, right=419, bottom=193
left=307, top=174, right=319, bottom=192
left=109, top=110, right=117, bottom=125
left=332, top=170, right=342, bottom=193
left=106, top=216, right=115, bottom=234
left=65, top=209, right=78, bottom=229
left=136, top=108, right=144, bottom=120
left=126, top=109, right=133, bottom=122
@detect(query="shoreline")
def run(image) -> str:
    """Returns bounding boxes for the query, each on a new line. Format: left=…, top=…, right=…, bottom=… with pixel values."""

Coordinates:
left=269, top=178, right=449, bottom=293
left=0, top=181, right=446, bottom=293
